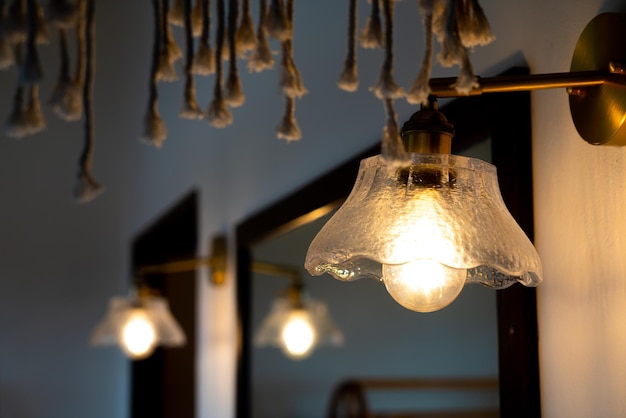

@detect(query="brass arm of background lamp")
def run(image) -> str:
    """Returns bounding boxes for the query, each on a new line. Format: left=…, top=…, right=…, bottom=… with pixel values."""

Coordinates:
left=134, top=234, right=302, bottom=287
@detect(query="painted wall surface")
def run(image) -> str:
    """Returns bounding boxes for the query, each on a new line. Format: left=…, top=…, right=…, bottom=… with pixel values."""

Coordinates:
left=0, top=1, right=625, bottom=418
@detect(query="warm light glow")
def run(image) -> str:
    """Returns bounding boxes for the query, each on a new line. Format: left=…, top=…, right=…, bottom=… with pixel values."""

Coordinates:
left=383, top=260, right=466, bottom=312
left=120, top=309, right=157, bottom=359
left=280, top=310, right=317, bottom=359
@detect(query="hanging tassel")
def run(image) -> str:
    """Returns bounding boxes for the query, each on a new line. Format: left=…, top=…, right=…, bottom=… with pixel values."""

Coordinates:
left=0, top=0, right=15, bottom=69
left=276, top=95, right=301, bottom=141
left=24, top=83, right=45, bottom=134
left=381, top=98, right=408, bottom=164
left=434, top=0, right=478, bottom=94
left=75, top=0, right=103, bottom=203
left=337, top=0, right=358, bottom=92
left=192, top=0, right=215, bottom=75
left=205, top=0, right=233, bottom=127
left=180, top=0, right=201, bottom=118
left=169, top=0, right=184, bottom=26
left=5, top=86, right=28, bottom=138
left=370, top=0, right=404, bottom=100
left=360, top=0, right=383, bottom=49
left=456, top=0, right=494, bottom=48
left=45, top=0, right=78, bottom=28
left=156, top=0, right=181, bottom=81
left=7, top=0, right=27, bottom=43
left=33, top=0, right=48, bottom=43
left=224, top=0, right=244, bottom=107
left=142, top=0, right=167, bottom=147
left=5, top=44, right=28, bottom=138
left=278, top=0, right=306, bottom=99
left=406, top=0, right=434, bottom=105
left=235, top=0, right=256, bottom=56
left=247, top=0, right=273, bottom=72
left=191, top=0, right=203, bottom=36
left=49, top=28, right=80, bottom=120
left=20, top=0, right=43, bottom=84
left=264, top=0, right=289, bottom=41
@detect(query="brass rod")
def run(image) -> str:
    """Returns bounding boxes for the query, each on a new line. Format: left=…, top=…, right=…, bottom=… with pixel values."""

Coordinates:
left=352, top=377, right=499, bottom=390
left=429, top=70, right=624, bottom=98
left=252, top=261, right=301, bottom=280
left=136, top=257, right=216, bottom=276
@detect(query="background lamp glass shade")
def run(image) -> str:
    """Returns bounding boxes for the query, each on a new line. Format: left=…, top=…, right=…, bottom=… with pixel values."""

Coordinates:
left=305, top=153, right=543, bottom=313
left=255, top=292, right=344, bottom=360
left=90, top=294, right=186, bottom=360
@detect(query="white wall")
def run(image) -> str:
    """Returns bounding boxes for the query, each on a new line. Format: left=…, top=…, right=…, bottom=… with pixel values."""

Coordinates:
left=0, top=0, right=625, bottom=417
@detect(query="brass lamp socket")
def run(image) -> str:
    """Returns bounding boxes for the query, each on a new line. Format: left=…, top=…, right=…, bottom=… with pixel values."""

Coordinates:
left=401, top=100, right=455, bottom=155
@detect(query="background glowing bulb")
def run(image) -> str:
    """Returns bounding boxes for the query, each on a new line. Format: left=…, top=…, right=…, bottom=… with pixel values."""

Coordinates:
left=280, top=310, right=317, bottom=359
left=383, top=260, right=466, bottom=312
left=120, top=309, right=157, bottom=359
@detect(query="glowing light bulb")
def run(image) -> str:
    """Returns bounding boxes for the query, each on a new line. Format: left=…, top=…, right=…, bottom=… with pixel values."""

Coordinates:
left=383, top=260, right=466, bottom=312
left=280, top=310, right=317, bottom=359
left=120, top=309, right=157, bottom=359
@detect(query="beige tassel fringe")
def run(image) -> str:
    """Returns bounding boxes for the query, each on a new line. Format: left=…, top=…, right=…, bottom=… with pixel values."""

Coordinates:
left=276, top=95, right=301, bottom=142
left=247, top=0, right=274, bottom=73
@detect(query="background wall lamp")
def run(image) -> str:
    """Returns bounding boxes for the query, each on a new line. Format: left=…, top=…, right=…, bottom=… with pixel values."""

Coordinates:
left=305, top=13, right=626, bottom=313
left=253, top=263, right=344, bottom=360
left=90, top=235, right=227, bottom=359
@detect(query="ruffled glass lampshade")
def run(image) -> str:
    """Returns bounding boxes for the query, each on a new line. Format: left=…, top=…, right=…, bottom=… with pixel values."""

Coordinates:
left=255, top=292, right=344, bottom=360
left=91, top=293, right=186, bottom=359
left=305, top=153, right=542, bottom=313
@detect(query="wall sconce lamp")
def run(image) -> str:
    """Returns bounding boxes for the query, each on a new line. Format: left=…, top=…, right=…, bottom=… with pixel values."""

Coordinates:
left=90, top=235, right=227, bottom=359
left=253, top=262, right=344, bottom=360
left=306, top=13, right=626, bottom=313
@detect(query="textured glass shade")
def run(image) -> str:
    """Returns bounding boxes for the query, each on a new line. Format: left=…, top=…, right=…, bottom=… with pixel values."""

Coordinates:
left=255, top=293, right=344, bottom=360
left=305, top=153, right=542, bottom=311
left=90, top=294, right=186, bottom=359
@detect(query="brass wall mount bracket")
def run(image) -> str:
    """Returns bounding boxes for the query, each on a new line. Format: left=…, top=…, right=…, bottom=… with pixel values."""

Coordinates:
left=427, top=13, right=626, bottom=146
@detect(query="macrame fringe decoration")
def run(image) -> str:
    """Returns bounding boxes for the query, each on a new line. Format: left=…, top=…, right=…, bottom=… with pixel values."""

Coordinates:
left=360, top=0, right=383, bottom=49
left=192, top=0, right=215, bottom=75
left=430, top=0, right=492, bottom=94
left=337, top=0, right=358, bottom=92
left=49, top=28, right=78, bottom=120
left=5, top=42, right=28, bottom=138
left=191, top=0, right=203, bottom=36
left=45, top=0, right=78, bottom=28
left=5, top=85, right=28, bottom=138
left=20, top=0, right=43, bottom=85
left=276, top=95, right=300, bottom=142
left=224, top=0, right=244, bottom=107
left=24, top=83, right=45, bottom=134
left=180, top=0, right=201, bottom=118
left=235, top=0, right=256, bottom=57
left=205, top=0, right=232, bottom=127
left=7, top=0, right=27, bottom=43
left=406, top=0, right=435, bottom=105
left=275, top=0, right=302, bottom=141
left=33, top=0, right=48, bottom=43
left=264, top=0, right=289, bottom=41
left=0, top=0, right=15, bottom=69
left=75, top=0, right=103, bottom=203
left=455, top=0, right=494, bottom=48
left=49, top=0, right=85, bottom=121
left=142, top=0, right=167, bottom=148
left=381, top=98, right=409, bottom=164
left=370, top=0, right=404, bottom=100
left=247, top=0, right=273, bottom=73
left=168, top=0, right=184, bottom=26
left=156, top=0, right=181, bottom=82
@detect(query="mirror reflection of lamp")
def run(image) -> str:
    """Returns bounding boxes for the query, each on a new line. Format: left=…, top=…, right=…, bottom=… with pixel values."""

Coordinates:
left=255, top=279, right=343, bottom=360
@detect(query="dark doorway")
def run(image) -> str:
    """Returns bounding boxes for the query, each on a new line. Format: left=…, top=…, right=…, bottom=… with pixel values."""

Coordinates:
left=131, top=191, right=198, bottom=418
